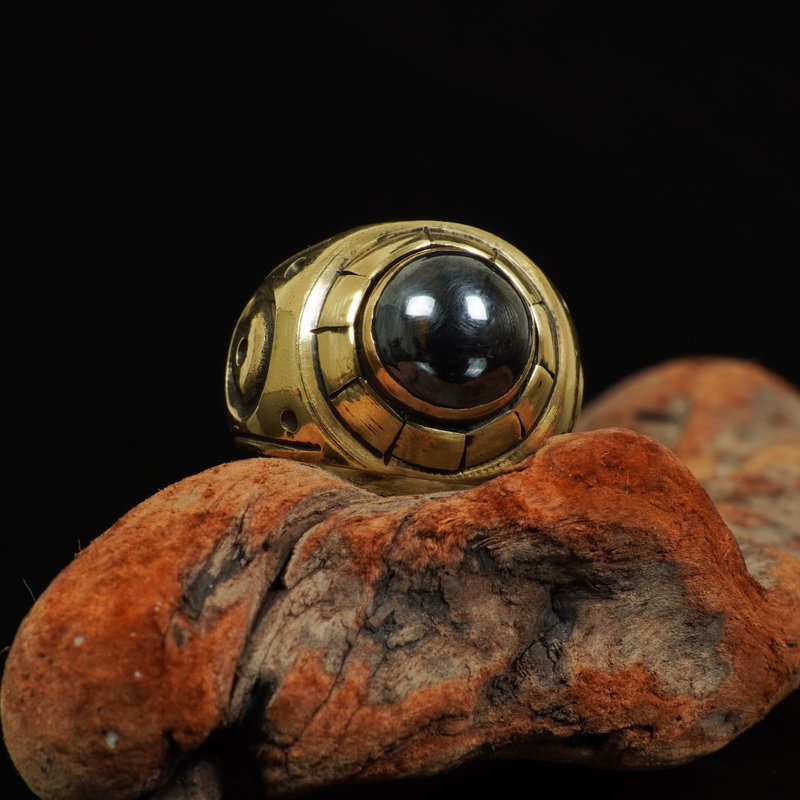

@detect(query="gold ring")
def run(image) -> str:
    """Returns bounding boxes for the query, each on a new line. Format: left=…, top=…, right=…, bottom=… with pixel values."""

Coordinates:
left=225, top=221, right=582, bottom=494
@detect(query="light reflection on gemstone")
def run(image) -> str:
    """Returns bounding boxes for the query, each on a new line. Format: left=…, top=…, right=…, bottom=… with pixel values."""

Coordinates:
left=404, top=294, right=436, bottom=318
left=464, top=357, right=487, bottom=378
left=465, top=294, right=488, bottom=322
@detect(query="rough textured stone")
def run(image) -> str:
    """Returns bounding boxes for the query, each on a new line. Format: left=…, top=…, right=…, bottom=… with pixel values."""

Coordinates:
left=2, top=357, right=799, bottom=799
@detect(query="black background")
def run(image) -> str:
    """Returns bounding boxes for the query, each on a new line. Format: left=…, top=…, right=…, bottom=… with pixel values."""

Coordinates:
left=2, top=4, right=799, bottom=798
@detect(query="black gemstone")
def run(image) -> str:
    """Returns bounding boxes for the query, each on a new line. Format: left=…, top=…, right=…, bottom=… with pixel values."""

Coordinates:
left=371, top=252, right=532, bottom=409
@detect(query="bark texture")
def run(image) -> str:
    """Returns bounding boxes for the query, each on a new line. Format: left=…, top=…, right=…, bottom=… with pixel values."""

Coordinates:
left=2, top=357, right=799, bottom=799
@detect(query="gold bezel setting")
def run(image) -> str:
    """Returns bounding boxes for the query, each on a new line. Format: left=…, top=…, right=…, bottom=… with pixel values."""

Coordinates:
left=357, top=246, right=538, bottom=424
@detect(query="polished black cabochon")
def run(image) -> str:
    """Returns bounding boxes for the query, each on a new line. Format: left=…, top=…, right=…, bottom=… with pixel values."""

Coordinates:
left=371, top=252, right=532, bottom=410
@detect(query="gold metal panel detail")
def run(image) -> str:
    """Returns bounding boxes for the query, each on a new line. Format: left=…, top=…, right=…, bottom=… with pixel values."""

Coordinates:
left=465, top=412, right=524, bottom=468
left=332, top=379, right=403, bottom=454
left=514, top=364, right=555, bottom=435
left=391, top=422, right=465, bottom=472
left=316, top=329, right=359, bottom=395
left=531, top=302, right=557, bottom=374
left=316, top=274, right=371, bottom=328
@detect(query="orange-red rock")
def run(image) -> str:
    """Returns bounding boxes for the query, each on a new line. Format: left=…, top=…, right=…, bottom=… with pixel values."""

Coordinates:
left=2, top=358, right=799, bottom=798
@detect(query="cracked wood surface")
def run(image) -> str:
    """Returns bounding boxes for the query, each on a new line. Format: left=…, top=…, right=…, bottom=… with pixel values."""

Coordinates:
left=2, top=357, right=800, bottom=799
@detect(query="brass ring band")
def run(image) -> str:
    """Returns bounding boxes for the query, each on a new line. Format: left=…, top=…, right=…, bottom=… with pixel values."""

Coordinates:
left=225, top=221, right=582, bottom=494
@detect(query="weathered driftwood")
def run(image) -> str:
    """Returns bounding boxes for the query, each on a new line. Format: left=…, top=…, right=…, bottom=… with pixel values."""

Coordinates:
left=2, top=357, right=799, bottom=799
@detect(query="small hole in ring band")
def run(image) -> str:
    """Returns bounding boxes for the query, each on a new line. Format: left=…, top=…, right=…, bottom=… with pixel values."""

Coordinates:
left=235, top=336, right=248, bottom=367
left=280, top=408, right=299, bottom=433
left=284, top=257, right=306, bottom=280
